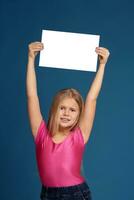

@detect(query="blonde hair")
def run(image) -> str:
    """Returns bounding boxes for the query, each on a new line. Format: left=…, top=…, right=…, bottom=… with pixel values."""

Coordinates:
left=47, top=88, right=84, bottom=136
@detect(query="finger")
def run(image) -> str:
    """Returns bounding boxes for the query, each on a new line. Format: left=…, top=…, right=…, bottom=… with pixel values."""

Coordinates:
left=34, top=41, right=43, bottom=45
left=98, top=53, right=110, bottom=61
left=95, top=49, right=109, bottom=56
left=33, top=47, right=44, bottom=51
left=95, top=49, right=107, bottom=55
left=30, top=47, right=43, bottom=52
left=97, top=52, right=106, bottom=58
left=30, top=44, right=44, bottom=50
left=30, top=42, right=44, bottom=48
left=96, top=47, right=108, bottom=51
left=32, top=43, right=44, bottom=48
left=34, top=45, right=44, bottom=50
left=96, top=47, right=110, bottom=54
left=29, top=42, right=40, bottom=46
left=95, top=49, right=106, bottom=55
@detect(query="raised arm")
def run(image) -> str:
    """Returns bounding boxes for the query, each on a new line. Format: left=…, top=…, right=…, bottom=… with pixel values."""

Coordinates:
left=79, top=47, right=110, bottom=143
left=26, top=42, right=44, bottom=139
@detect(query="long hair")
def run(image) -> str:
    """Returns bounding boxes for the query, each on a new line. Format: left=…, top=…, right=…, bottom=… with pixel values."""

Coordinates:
left=47, top=88, right=84, bottom=137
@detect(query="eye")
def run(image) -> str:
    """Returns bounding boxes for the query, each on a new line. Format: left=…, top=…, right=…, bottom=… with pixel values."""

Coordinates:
left=70, top=108, right=76, bottom=112
left=60, top=106, right=65, bottom=110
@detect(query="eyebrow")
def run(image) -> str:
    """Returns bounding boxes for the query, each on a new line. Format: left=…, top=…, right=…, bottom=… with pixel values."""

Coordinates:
left=60, top=105, right=77, bottom=109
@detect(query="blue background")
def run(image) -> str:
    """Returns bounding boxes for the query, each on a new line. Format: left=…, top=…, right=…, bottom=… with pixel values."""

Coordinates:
left=1, top=0, right=134, bottom=199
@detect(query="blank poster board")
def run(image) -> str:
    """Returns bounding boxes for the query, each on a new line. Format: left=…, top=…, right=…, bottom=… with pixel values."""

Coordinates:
left=39, top=30, right=100, bottom=72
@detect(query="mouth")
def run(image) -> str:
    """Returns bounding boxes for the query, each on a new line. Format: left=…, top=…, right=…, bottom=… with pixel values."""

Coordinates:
left=60, top=117, right=71, bottom=122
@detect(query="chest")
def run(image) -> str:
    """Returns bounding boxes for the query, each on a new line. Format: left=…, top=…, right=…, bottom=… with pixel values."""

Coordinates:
left=51, top=134, right=69, bottom=144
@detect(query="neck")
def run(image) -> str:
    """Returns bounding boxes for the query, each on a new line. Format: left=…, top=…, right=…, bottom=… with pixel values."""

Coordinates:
left=58, top=126, right=71, bottom=135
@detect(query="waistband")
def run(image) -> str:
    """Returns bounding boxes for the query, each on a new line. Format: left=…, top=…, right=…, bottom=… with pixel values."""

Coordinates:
left=42, top=181, right=89, bottom=194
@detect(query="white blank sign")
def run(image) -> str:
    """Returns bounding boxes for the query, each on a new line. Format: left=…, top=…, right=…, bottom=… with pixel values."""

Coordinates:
left=39, top=30, right=100, bottom=72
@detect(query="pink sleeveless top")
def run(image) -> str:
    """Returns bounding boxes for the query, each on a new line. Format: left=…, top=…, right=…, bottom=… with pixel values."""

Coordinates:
left=34, top=119, right=86, bottom=187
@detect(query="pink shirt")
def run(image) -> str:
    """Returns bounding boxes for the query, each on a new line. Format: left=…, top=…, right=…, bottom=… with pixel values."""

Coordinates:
left=34, top=119, right=86, bottom=187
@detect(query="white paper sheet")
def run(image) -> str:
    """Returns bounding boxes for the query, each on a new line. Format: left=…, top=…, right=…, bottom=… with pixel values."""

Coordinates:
left=39, top=30, right=100, bottom=72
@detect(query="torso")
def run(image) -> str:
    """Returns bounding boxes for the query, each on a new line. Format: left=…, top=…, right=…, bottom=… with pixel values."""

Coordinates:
left=52, top=129, right=87, bottom=144
left=51, top=133, right=70, bottom=144
left=35, top=120, right=85, bottom=187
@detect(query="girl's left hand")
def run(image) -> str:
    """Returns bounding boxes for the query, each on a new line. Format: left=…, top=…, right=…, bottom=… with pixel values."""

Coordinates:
left=95, top=47, right=110, bottom=65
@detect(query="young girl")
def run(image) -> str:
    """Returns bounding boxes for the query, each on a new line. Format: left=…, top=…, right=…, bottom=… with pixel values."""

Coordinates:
left=26, top=42, right=110, bottom=200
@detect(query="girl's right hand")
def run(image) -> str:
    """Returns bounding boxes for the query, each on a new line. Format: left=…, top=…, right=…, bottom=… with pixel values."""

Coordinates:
left=28, top=42, right=44, bottom=60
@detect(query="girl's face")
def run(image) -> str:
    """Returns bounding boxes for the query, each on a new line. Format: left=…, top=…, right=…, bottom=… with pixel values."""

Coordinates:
left=57, top=98, right=80, bottom=131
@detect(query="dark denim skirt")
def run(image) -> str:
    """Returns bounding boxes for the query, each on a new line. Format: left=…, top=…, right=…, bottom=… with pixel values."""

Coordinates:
left=40, top=181, right=92, bottom=200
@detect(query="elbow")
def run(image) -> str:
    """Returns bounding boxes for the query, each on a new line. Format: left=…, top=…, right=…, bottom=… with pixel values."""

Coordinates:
left=88, top=95, right=97, bottom=102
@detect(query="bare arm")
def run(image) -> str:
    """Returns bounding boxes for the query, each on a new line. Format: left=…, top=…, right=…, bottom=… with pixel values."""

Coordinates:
left=79, top=47, right=110, bottom=143
left=26, top=42, right=44, bottom=139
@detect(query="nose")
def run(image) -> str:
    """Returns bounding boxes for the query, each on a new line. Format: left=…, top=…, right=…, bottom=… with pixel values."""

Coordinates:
left=63, top=109, right=69, bottom=116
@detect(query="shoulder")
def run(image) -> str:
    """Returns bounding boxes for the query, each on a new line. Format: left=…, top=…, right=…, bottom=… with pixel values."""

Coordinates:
left=72, top=126, right=86, bottom=145
left=76, top=125, right=89, bottom=144
left=34, top=119, right=48, bottom=144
